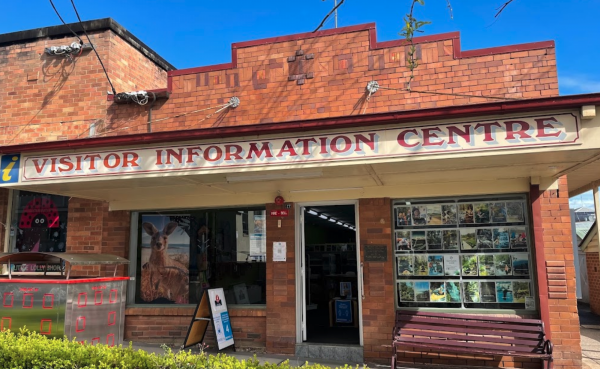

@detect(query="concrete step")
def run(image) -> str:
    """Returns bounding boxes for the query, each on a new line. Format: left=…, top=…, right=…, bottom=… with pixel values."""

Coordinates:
left=295, top=343, right=363, bottom=363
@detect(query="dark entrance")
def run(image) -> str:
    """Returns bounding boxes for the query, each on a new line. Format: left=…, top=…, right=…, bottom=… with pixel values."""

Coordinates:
left=303, top=204, right=359, bottom=344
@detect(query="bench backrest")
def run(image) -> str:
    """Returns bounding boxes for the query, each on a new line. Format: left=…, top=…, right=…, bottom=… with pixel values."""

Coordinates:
left=394, top=310, right=546, bottom=354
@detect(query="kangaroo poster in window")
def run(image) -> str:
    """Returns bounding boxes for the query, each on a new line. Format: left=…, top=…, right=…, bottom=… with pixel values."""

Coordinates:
left=208, top=288, right=235, bottom=350
left=140, top=215, right=190, bottom=304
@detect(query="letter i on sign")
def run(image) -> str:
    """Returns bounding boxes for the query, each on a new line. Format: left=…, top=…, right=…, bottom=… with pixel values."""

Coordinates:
left=0, top=154, right=20, bottom=183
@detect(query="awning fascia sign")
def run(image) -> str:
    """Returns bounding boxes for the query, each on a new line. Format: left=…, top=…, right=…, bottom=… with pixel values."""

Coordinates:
left=0, top=113, right=579, bottom=186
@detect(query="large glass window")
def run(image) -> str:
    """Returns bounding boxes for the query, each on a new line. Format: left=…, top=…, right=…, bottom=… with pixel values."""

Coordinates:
left=393, top=195, right=536, bottom=311
left=135, top=207, right=266, bottom=305
left=9, top=190, right=69, bottom=272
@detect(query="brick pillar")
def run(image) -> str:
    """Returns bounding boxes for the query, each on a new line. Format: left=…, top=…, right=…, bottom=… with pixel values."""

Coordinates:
left=0, top=188, right=10, bottom=251
left=586, top=253, right=600, bottom=315
left=531, top=176, right=581, bottom=369
left=67, top=198, right=130, bottom=277
left=101, top=209, right=131, bottom=277
left=359, top=198, right=395, bottom=363
left=265, top=203, right=296, bottom=354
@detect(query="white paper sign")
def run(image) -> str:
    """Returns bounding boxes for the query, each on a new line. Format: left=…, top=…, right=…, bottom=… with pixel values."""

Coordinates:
left=207, top=288, right=234, bottom=350
left=273, top=242, right=286, bottom=262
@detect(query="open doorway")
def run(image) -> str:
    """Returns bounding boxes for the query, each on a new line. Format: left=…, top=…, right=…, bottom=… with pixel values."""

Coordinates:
left=302, top=204, right=360, bottom=345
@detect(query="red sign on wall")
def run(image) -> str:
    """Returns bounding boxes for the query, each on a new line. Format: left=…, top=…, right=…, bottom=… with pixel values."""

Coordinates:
left=270, top=210, right=289, bottom=217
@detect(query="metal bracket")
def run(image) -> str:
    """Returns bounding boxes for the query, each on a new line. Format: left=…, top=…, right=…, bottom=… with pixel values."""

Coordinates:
left=229, top=97, right=240, bottom=108
left=366, top=80, right=380, bottom=94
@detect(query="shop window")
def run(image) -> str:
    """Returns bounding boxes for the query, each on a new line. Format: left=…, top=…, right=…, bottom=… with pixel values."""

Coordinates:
left=8, top=191, right=68, bottom=272
left=393, top=195, right=536, bottom=311
left=135, top=207, right=266, bottom=305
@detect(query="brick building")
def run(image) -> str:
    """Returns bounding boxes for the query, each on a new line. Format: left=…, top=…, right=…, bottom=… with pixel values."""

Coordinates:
left=1, top=18, right=599, bottom=369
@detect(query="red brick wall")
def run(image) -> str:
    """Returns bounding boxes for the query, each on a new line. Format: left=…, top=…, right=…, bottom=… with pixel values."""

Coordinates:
left=66, top=198, right=130, bottom=277
left=265, top=203, right=296, bottom=354
left=587, top=253, right=600, bottom=315
left=0, top=29, right=168, bottom=145
left=107, top=32, right=168, bottom=93
left=124, top=307, right=266, bottom=348
left=358, top=198, right=395, bottom=362
left=534, top=177, right=581, bottom=369
left=107, top=27, right=558, bottom=136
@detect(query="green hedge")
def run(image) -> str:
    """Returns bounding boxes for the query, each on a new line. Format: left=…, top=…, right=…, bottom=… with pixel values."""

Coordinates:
left=0, top=330, right=359, bottom=369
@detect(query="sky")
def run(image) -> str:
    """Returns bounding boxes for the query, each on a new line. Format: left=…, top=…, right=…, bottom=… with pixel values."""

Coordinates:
left=1, top=1, right=599, bottom=209
left=1, top=0, right=599, bottom=96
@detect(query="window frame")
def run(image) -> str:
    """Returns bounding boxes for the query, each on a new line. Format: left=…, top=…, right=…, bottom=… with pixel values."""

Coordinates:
left=127, top=205, right=268, bottom=308
left=392, top=193, right=539, bottom=315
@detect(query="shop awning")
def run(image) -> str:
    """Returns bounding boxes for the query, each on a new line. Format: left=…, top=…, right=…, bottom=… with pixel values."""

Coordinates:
left=0, top=97, right=599, bottom=210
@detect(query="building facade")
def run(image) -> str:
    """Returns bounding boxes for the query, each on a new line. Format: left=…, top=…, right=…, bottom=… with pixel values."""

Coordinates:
left=1, top=18, right=598, bottom=369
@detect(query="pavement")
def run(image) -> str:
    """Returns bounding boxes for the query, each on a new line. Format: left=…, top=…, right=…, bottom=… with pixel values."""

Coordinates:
left=126, top=304, right=600, bottom=369
left=125, top=341, right=373, bottom=368
left=580, top=303, right=600, bottom=369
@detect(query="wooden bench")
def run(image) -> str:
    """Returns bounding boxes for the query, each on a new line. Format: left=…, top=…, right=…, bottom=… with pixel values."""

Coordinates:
left=392, top=310, right=553, bottom=369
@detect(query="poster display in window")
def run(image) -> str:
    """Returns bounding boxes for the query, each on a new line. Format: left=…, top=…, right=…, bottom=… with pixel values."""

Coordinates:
left=11, top=191, right=68, bottom=272
left=140, top=215, right=190, bottom=304
left=394, top=196, right=534, bottom=310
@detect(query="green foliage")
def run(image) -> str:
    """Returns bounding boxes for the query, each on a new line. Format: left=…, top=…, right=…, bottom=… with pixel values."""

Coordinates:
left=0, top=329, right=362, bottom=369
left=399, top=0, right=431, bottom=88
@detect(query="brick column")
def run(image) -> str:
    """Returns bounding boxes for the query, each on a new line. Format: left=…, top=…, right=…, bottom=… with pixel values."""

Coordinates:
left=265, top=203, right=296, bottom=354
left=587, top=253, right=600, bottom=315
left=531, top=176, right=581, bottom=369
left=66, top=198, right=130, bottom=277
left=101, top=209, right=131, bottom=277
left=0, top=188, right=10, bottom=251
left=358, top=198, right=395, bottom=363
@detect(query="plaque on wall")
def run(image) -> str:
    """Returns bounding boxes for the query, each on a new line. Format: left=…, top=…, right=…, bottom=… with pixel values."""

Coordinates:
left=364, top=245, right=388, bottom=262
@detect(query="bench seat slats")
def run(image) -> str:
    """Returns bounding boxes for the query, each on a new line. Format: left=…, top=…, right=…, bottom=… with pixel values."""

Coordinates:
left=394, top=336, right=542, bottom=354
left=394, top=339, right=552, bottom=359
left=391, top=311, right=553, bottom=369
left=396, top=329, right=544, bottom=347
left=397, top=310, right=543, bottom=325
left=396, top=315, right=543, bottom=333
left=394, top=322, right=543, bottom=340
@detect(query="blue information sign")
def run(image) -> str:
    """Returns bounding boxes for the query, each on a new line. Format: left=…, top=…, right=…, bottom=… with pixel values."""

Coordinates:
left=335, top=300, right=352, bottom=323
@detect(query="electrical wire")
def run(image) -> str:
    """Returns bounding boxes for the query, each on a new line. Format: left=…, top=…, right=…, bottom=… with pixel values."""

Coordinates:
left=79, top=102, right=234, bottom=138
left=69, top=0, right=117, bottom=96
left=313, top=0, right=345, bottom=32
left=48, top=0, right=83, bottom=44
left=377, top=85, right=521, bottom=101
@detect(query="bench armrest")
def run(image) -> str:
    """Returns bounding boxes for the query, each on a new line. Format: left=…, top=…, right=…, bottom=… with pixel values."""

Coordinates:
left=543, top=339, right=553, bottom=355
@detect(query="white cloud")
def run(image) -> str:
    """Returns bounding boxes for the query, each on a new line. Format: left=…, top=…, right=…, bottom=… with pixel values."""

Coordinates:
left=560, top=75, right=600, bottom=95
left=570, top=190, right=595, bottom=210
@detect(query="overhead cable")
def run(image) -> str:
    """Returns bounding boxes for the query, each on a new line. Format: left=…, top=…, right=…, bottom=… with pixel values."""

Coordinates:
left=313, top=0, right=345, bottom=32
left=48, top=0, right=83, bottom=44
left=69, top=0, right=117, bottom=96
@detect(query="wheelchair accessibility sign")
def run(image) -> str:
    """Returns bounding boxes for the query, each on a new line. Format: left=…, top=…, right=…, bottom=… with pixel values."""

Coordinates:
left=0, top=154, right=20, bottom=184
